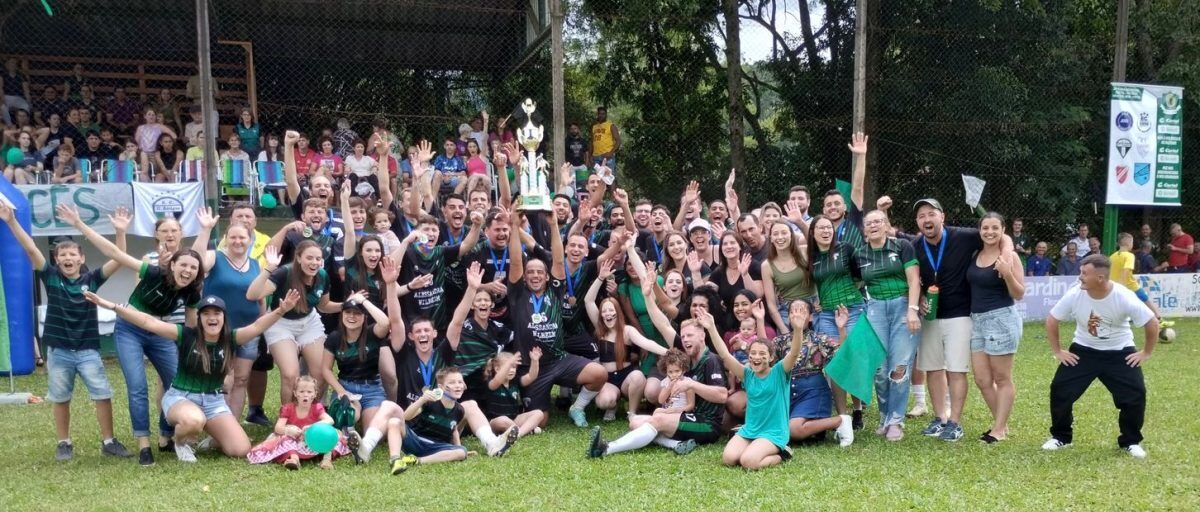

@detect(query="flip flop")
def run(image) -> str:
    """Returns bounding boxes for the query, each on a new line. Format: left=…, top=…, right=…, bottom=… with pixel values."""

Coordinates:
left=980, top=430, right=1000, bottom=444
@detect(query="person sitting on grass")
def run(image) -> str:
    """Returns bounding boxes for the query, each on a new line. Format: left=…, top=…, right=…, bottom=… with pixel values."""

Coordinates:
left=247, top=376, right=349, bottom=470
left=399, top=367, right=517, bottom=470
left=770, top=300, right=856, bottom=447
left=482, top=348, right=545, bottom=439
left=1, top=203, right=133, bottom=462
left=84, top=290, right=301, bottom=463
left=655, top=349, right=695, bottom=415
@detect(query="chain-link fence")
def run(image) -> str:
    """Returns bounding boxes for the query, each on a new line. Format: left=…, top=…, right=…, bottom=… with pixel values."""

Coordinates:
left=2, top=0, right=1196, bottom=255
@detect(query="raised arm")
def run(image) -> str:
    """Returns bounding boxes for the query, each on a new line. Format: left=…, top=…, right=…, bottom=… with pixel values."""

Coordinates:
left=848, top=132, right=867, bottom=210
left=409, top=140, right=433, bottom=217
left=446, top=262, right=484, bottom=350
left=191, top=207, right=220, bottom=271
left=84, top=291, right=179, bottom=340
left=780, top=310, right=808, bottom=372
left=548, top=211, right=565, bottom=280
left=455, top=210, right=485, bottom=260
left=673, top=181, right=699, bottom=231
left=235, top=289, right=300, bottom=344
left=507, top=207, right=524, bottom=285
left=519, top=347, right=542, bottom=388
left=339, top=181, right=356, bottom=258
left=380, top=256, right=406, bottom=350
left=246, top=245, right=282, bottom=301
left=0, top=202, right=46, bottom=270
left=640, top=275, right=677, bottom=348
left=724, top=169, right=741, bottom=221
left=282, top=130, right=302, bottom=206
left=56, top=204, right=141, bottom=271
left=583, top=259, right=613, bottom=326
left=497, top=143, right=516, bottom=211
left=698, top=309, right=742, bottom=380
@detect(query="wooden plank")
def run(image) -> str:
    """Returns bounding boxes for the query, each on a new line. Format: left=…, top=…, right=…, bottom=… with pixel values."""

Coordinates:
left=7, top=53, right=243, bottom=70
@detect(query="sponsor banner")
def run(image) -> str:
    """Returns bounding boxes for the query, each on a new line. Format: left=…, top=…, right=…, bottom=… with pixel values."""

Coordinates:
left=14, top=183, right=133, bottom=236
left=1107, top=83, right=1184, bottom=206
left=129, top=182, right=206, bottom=237
left=1018, top=274, right=1200, bottom=321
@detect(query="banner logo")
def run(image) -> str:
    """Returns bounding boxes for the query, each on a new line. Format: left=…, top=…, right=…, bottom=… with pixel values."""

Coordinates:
left=1137, top=112, right=1152, bottom=132
left=1116, top=164, right=1129, bottom=184
left=1115, top=138, right=1131, bottom=158
left=1133, top=163, right=1151, bottom=186
left=1115, top=111, right=1133, bottom=131
left=1161, top=92, right=1181, bottom=114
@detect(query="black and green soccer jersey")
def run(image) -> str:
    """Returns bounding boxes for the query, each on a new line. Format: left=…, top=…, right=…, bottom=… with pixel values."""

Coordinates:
left=343, top=266, right=383, bottom=311
left=508, top=279, right=567, bottom=365
left=685, top=350, right=727, bottom=427
left=451, top=317, right=512, bottom=378
left=268, top=265, right=330, bottom=320
left=851, top=238, right=917, bottom=301
left=40, top=262, right=109, bottom=350
left=324, top=327, right=386, bottom=382
left=395, top=339, right=456, bottom=407
left=401, top=244, right=462, bottom=329
left=835, top=204, right=865, bottom=249
left=484, top=383, right=522, bottom=419
left=812, top=243, right=864, bottom=310
left=172, top=325, right=233, bottom=393
left=411, top=399, right=464, bottom=444
left=128, top=262, right=201, bottom=317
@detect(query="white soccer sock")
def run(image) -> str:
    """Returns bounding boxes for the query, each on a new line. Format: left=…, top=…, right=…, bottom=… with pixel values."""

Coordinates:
left=652, top=435, right=680, bottom=449
left=605, top=424, right=658, bottom=455
left=361, top=427, right=383, bottom=453
left=912, top=384, right=927, bottom=406
left=474, top=424, right=501, bottom=450
left=572, top=388, right=599, bottom=410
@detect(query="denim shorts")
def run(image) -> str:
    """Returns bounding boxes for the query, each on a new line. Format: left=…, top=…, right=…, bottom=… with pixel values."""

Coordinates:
left=401, top=424, right=467, bottom=458
left=162, top=387, right=232, bottom=420
left=46, top=347, right=113, bottom=403
left=788, top=373, right=832, bottom=419
left=236, top=336, right=260, bottom=360
left=969, top=305, right=1022, bottom=356
left=341, top=378, right=386, bottom=411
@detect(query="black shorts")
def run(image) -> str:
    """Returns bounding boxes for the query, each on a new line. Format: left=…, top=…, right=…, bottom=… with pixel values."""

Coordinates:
left=251, top=337, right=274, bottom=372
left=564, top=332, right=600, bottom=360
left=607, top=365, right=638, bottom=387
left=522, top=355, right=593, bottom=412
left=671, top=413, right=721, bottom=444
left=461, top=369, right=488, bottom=404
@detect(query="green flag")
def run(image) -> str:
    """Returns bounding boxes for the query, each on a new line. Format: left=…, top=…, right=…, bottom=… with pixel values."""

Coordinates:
left=824, top=315, right=885, bottom=405
left=835, top=179, right=852, bottom=202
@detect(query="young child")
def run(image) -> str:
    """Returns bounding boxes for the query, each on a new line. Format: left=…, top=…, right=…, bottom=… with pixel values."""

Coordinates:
left=2, top=203, right=132, bottom=461
left=369, top=207, right=403, bottom=255
left=655, top=349, right=695, bottom=414
left=727, top=317, right=759, bottom=364
left=1111, top=232, right=1163, bottom=319
left=483, top=348, right=545, bottom=439
left=247, top=376, right=349, bottom=469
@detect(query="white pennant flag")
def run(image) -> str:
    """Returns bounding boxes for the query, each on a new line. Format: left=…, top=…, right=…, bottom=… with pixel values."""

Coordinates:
left=962, top=174, right=986, bottom=209
left=130, top=182, right=206, bottom=237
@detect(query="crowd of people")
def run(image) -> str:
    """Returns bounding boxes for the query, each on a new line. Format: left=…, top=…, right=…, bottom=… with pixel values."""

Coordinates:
left=3, top=107, right=1176, bottom=474
left=1021, top=221, right=1198, bottom=276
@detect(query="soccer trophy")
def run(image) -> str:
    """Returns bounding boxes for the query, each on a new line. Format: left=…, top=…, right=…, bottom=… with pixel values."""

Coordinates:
left=513, top=98, right=551, bottom=211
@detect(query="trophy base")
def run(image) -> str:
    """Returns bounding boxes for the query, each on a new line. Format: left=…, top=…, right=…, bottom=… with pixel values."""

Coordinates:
left=518, top=194, right=552, bottom=211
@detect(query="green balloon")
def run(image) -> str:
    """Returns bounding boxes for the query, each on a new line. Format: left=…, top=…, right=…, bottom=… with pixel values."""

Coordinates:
left=5, top=147, right=23, bottom=166
left=259, top=193, right=278, bottom=209
left=304, top=423, right=339, bottom=454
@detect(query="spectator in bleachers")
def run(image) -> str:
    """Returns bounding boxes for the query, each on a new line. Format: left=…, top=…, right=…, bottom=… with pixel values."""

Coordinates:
left=149, top=133, right=183, bottom=182
left=292, top=132, right=318, bottom=180
left=235, top=107, right=262, bottom=156
left=185, top=71, right=218, bottom=102
left=1060, top=223, right=1091, bottom=258
left=37, top=112, right=77, bottom=165
left=1088, top=236, right=1101, bottom=257
left=257, top=133, right=282, bottom=163
left=3, top=109, right=33, bottom=143
left=470, top=111, right=489, bottom=157
left=455, top=123, right=472, bottom=157
left=316, top=135, right=343, bottom=180
left=491, top=113, right=515, bottom=147
left=185, top=132, right=205, bottom=161
left=77, top=130, right=116, bottom=168
left=1138, top=224, right=1157, bottom=255
left=2, top=130, right=41, bottom=184
left=1011, top=218, right=1029, bottom=264
left=1191, top=241, right=1200, bottom=272
left=149, top=88, right=183, bottom=136
left=1158, top=223, right=1194, bottom=273
left=73, top=84, right=104, bottom=122
left=1134, top=241, right=1157, bottom=274
left=118, top=139, right=139, bottom=163
left=105, top=87, right=140, bottom=137
left=343, top=138, right=377, bottom=195
left=434, top=136, right=466, bottom=191
left=1026, top=241, right=1052, bottom=276
left=32, top=85, right=67, bottom=127
left=135, top=108, right=178, bottom=174
left=221, top=132, right=252, bottom=164
left=70, top=108, right=100, bottom=138
left=51, top=141, right=80, bottom=184
left=182, top=105, right=205, bottom=147
left=62, top=63, right=89, bottom=102
left=1057, top=242, right=1081, bottom=276
left=2, top=57, right=32, bottom=127
left=332, top=118, right=357, bottom=158
left=99, top=127, right=123, bottom=153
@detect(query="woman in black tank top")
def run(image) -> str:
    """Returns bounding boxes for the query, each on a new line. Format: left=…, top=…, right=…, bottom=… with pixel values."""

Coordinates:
left=966, top=213, right=1025, bottom=443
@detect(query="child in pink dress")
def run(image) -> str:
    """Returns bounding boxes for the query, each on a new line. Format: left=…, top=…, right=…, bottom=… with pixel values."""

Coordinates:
left=247, top=376, right=349, bottom=469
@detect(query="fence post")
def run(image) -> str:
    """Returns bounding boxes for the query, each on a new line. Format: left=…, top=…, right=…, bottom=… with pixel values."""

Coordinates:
left=724, top=0, right=745, bottom=177
left=1104, top=0, right=1131, bottom=255
left=550, top=0, right=565, bottom=174
left=196, top=0, right=220, bottom=238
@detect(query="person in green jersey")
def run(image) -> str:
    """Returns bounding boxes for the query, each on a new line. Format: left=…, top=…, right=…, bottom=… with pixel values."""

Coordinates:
left=2, top=203, right=133, bottom=461
left=807, top=214, right=866, bottom=425
left=447, top=262, right=513, bottom=404
left=853, top=209, right=921, bottom=441
left=85, top=290, right=300, bottom=462
left=761, top=220, right=814, bottom=332
left=58, top=204, right=205, bottom=466
left=819, top=132, right=868, bottom=249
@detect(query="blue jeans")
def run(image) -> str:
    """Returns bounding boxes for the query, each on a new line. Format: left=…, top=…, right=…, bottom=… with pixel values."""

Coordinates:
left=865, top=296, right=920, bottom=427
left=814, top=302, right=864, bottom=339
left=46, top=347, right=113, bottom=403
left=114, top=317, right=178, bottom=438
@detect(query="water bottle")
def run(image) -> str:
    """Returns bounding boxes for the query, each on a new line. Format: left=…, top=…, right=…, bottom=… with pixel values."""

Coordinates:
left=924, top=285, right=939, bottom=321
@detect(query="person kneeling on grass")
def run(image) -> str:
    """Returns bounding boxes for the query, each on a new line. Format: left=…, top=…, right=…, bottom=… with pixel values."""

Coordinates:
left=482, top=349, right=546, bottom=439
left=247, top=376, right=350, bottom=469
left=769, top=300, right=856, bottom=447
left=85, top=290, right=301, bottom=463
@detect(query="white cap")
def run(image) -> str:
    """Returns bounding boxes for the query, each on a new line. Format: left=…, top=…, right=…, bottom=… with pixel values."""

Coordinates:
left=687, top=218, right=713, bottom=234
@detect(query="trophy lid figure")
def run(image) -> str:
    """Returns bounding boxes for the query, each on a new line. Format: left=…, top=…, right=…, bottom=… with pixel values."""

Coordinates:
left=512, top=98, right=551, bottom=211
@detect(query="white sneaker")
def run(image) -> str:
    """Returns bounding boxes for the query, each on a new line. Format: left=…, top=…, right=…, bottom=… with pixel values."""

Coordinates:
left=196, top=437, right=214, bottom=451
left=1041, top=438, right=1071, bottom=451
left=835, top=414, right=855, bottom=447
left=174, top=443, right=197, bottom=463
left=1124, top=444, right=1147, bottom=459
left=906, top=404, right=928, bottom=417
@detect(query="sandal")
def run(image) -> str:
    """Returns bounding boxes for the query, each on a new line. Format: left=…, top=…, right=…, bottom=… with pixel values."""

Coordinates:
left=284, top=456, right=300, bottom=470
left=979, top=430, right=1000, bottom=444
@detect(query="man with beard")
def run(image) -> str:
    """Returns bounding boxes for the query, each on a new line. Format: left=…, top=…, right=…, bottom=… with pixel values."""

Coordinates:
left=398, top=212, right=483, bottom=331
left=634, top=199, right=653, bottom=230
left=788, top=186, right=813, bottom=224
left=552, top=193, right=575, bottom=238
left=560, top=226, right=629, bottom=363
left=565, top=122, right=590, bottom=192
left=736, top=213, right=769, bottom=280
left=462, top=208, right=524, bottom=322
left=506, top=209, right=608, bottom=424
left=284, top=131, right=342, bottom=232
left=640, top=204, right=674, bottom=266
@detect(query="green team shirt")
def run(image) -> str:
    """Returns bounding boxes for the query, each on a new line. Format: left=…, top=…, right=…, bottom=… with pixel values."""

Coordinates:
left=172, top=325, right=233, bottom=393
left=852, top=238, right=917, bottom=301
left=811, top=243, right=863, bottom=310
left=685, top=350, right=728, bottom=427
left=128, top=262, right=201, bottom=317
left=268, top=265, right=330, bottom=320
left=40, top=262, right=109, bottom=350
left=452, top=317, right=512, bottom=378
left=411, top=399, right=464, bottom=444
left=401, top=244, right=461, bottom=329
left=834, top=204, right=865, bottom=249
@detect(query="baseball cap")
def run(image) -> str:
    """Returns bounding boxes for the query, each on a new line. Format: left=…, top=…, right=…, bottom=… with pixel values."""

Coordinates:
left=198, top=295, right=226, bottom=313
left=687, top=218, right=713, bottom=234
left=342, top=300, right=367, bottom=314
left=913, top=198, right=943, bottom=212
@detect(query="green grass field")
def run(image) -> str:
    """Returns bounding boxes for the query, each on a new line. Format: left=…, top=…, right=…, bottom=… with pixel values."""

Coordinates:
left=1, top=321, right=1197, bottom=511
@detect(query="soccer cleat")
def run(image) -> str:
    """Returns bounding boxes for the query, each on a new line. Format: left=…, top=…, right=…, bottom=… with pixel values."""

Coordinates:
left=921, top=419, right=946, bottom=437
left=568, top=407, right=589, bottom=428
left=906, top=404, right=928, bottom=418
left=1124, top=444, right=1147, bottom=459
left=493, top=425, right=520, bottom=457
left=344, top=428, right=363, bottom=464
left=673, top=439, right=697, bottom=456
left=101, top=439, right=132, bottom=458
left=836, top=415, right=856, bottom=447
left=1041, top=438, right=1071, bottom=451
left=851, top=409, right=864, bottom=431
left=390, top=456, right=408, bottom=475
left=138, top=447, right=155, bottom=466
left=55, top=441, right=73, bottom=462
left=939, top=421, right=964, bottom=442
left=174, top=443, right=197, bottom=463
left=1158, top=319, right=1174, bottom=328
left=586, top=426, right=607, bottom=458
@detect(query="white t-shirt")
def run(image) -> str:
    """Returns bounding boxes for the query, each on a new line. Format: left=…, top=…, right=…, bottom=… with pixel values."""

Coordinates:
left=344, top=154, right=377, bottom=177
left=1050, top=283, right=1153, bottom=350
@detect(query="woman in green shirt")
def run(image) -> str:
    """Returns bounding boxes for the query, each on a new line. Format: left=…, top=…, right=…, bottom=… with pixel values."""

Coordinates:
left=761, top=220, right=813, bottom=333
left=807, top=214, right=866, bottom=422
left=86, top=290, right=299, bottom=463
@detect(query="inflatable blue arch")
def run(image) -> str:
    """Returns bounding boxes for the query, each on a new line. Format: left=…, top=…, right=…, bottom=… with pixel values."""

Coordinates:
left=0, top=177, right=34, bottom=376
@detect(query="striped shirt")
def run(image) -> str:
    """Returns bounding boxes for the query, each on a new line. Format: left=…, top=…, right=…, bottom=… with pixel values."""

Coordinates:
left=812, top=243, right=863, bottom=310
left=172, top=325, right=233, bottom=393
left=852, top=238, right=917, bottom=301
left=39, top=262, right=108, bottom=350
left=128, top=262, right=201, bottom=317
